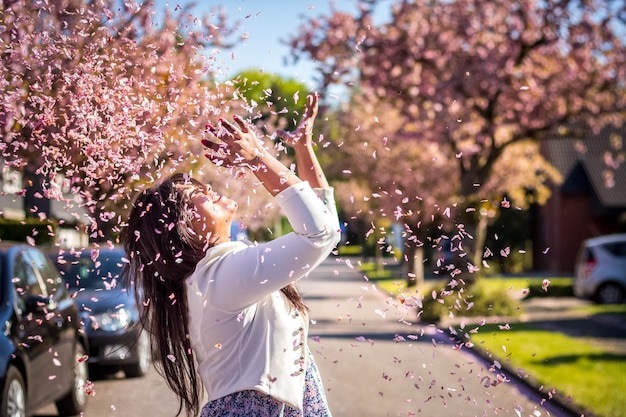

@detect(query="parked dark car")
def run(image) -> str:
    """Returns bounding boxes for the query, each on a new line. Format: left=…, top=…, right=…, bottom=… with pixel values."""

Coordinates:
left=50, top=247, right=151, bottom=378
left=0, top=242, right=89, bottom=417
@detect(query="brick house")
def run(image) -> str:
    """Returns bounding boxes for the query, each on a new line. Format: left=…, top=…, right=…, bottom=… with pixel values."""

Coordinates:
left=533, top=123, right=626, bottom=274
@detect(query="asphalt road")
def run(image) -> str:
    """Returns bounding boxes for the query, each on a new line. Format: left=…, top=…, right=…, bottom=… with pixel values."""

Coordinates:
left=33, top=366, right=182, bottom=417
left=34, top=256, right=575, bottom=417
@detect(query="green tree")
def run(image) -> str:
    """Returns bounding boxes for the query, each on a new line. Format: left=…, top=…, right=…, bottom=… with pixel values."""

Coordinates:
left=231, top=70, right=311, bottom=132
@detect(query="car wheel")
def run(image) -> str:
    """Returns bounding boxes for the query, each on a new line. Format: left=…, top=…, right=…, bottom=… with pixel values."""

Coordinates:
left=123, top=330, right=152, bottom=378
left=55, top=343, right=89, bottom=416
left=1, top=366, right=26, bottom=417
left=595, top=282, right=625, bottom=304
left=87, top=364, right=104, bottom=380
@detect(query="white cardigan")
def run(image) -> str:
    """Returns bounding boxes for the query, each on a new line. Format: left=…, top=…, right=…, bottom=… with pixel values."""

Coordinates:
left=185, top=182, right=341, bottom=411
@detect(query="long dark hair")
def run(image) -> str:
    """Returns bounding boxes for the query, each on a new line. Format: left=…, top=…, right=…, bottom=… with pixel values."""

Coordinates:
left=122, top=173, right=306, bottom=416
left=122, top=173, right=206, bottom=416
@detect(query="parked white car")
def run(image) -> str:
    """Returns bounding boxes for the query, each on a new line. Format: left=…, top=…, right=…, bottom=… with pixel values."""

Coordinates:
left=574, top=234, right=626, bottom=304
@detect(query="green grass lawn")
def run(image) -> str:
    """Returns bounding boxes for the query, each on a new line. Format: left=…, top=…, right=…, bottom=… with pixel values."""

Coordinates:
left=466, top=322, right=626, bottom=417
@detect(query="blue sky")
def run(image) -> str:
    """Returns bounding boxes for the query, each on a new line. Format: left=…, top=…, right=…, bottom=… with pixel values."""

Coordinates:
left=155, top=1, right=391, bottom=87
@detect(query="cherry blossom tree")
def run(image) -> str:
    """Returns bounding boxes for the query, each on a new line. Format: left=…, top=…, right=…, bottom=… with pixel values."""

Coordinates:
left=289, top=0, right=625, bottom=284
left=319, top=95, right=454, bottom=281
left=321, top=94, right=561, bottom=285
left=0, top=0, right=240, bottom=240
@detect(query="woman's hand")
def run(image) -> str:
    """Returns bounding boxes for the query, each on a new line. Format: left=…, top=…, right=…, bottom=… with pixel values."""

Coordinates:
left=202, top=113, right=303, bottom=196
left=276, top=92, right=329, bottom=189
left=276, top=92, right=319, bottom=149
left=202, top=115, right=266, bottom=169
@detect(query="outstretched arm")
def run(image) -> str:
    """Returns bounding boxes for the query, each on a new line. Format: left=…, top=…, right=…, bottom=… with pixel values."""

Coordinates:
left=277, top=93, right=329, bottom=189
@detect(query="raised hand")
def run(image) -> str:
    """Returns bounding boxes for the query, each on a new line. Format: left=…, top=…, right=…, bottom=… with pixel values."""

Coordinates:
left=202, top=114, right=302, bottom=196
left=276, top=92, right=328, bottom=189
left=276, top=92, right=319, bottom=149
left=202, top=115, right=266, bottom=169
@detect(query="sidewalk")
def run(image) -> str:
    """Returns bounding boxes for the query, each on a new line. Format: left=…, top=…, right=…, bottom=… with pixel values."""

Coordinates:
left=300, top=257, right=579, bottom=417
left=521, top=297, right=626, bottom=349
left=447, top=295, right=626, bottom=352
left=520, top=296, right=626, bottom=366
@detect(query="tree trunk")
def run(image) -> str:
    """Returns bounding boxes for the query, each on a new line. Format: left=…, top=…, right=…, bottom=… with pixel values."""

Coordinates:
left=468, top=213, right=489, bottom=286
left=405, top=243, right=424, bottom=288
left=375, top=242, right=384, bottom=274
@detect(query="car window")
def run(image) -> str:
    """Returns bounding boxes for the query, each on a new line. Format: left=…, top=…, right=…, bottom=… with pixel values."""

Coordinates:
left=12, top=250, right=46, bottom=312
left=602, top=242, right=626, bottom=257
left=59, top=253, right=124, bottom=290
left=57, top=256, right=92, bottom=288
left=28, top=249, right=63, bottom=296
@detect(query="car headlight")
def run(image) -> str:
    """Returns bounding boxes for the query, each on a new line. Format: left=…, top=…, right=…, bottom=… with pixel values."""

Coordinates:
left=89, top=308, right=131, bottom=332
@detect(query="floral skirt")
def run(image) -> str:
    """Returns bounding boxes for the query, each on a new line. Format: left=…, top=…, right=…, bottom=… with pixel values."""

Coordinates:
left=200, top=355, right=332, bottom=417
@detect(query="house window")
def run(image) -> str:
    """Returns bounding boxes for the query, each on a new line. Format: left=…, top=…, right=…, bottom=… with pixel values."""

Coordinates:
left=0, top=160, right=22, bottom=194
left=51, top=173, right=71, bottom=194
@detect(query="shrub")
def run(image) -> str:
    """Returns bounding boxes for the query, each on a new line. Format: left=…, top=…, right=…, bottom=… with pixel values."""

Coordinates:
left=418, top=280, right=522, bottom=323
left=337, top=245, right=363, bottom=256
left=525, top=278, right=574, bottom=298
left=0, top=217, right=57, bottom=245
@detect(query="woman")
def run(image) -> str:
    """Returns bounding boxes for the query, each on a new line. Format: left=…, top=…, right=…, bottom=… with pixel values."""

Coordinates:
left=122, top=93, right=340, bottom=417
